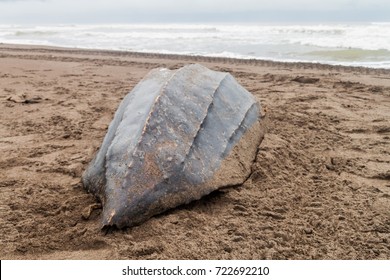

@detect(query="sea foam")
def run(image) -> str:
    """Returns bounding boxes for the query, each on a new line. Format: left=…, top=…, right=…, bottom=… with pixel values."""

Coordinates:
left=1, top=23, right=389, bottom=68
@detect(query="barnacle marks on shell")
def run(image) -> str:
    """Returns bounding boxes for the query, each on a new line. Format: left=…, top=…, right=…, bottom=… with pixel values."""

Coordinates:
left=82, top=64, right=265, bottom=228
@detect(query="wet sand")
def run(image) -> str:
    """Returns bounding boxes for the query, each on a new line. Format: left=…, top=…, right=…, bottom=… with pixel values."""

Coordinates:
left=0, top=44, right=389, bottom=259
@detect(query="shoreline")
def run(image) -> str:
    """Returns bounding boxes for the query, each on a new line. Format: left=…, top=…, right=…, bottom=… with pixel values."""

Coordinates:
left=1, top=43, right=390, bottom=75
left=0, top=43, right=389, bottom=259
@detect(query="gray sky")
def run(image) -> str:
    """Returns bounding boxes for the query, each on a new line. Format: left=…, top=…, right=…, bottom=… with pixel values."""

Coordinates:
left=0, top=0, right=389, bottom=24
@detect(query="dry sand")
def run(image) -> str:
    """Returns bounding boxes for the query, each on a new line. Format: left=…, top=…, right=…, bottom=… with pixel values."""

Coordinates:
left=0, top=44, right=389, bottom=260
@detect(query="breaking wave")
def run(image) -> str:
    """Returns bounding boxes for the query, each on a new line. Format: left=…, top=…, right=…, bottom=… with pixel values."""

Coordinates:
left=1, top=22, right=389, bottom=68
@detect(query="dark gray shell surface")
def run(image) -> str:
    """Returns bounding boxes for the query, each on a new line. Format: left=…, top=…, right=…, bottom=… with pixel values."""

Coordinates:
left=82, top=64, right=264, bottom=228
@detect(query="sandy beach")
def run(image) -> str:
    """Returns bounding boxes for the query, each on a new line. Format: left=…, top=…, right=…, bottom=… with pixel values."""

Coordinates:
left=0, top=44, right=389, bottom=259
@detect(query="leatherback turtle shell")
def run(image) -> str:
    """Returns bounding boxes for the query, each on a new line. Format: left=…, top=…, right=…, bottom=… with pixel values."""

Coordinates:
left=82, top=64, right=264, bottom=228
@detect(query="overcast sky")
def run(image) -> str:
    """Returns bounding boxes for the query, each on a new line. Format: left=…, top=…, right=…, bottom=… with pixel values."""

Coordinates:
left=0, top=0, right=389, bottom=24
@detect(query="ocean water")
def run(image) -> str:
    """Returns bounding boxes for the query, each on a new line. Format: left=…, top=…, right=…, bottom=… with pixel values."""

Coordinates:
left=1, top=22, right=390, bottom=69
